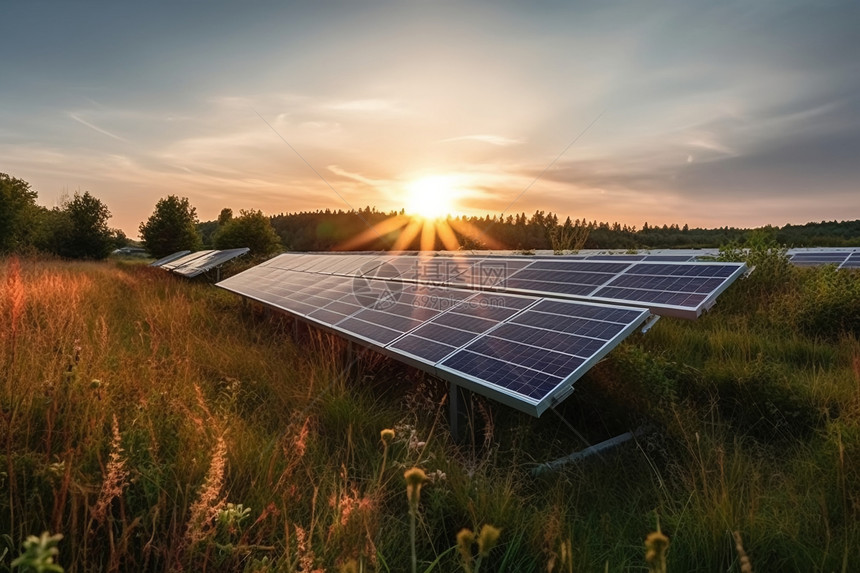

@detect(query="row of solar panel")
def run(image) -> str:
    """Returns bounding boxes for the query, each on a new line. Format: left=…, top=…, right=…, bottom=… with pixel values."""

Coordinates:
left=786, top=251, right=860, bottom=268
left=150, top=248, right=250, bottom=278
left=217, top=267, right=650, bottom=416
left=253, top=253, right=748, bottom=319
left=497, top=250, right=860, bottom=268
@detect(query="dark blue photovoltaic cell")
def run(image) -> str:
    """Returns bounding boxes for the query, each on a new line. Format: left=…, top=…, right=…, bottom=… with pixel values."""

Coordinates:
left=511, top=269, right=615, bottom=285
left=504, top=279, right=597, bottom=296
left=510, top=312, right=625, bottom=339
left=337, top=317, right=402, bottom=344
left=430, top=312, right=500, bottom=334
left=388, top=291, right=540, bottom=364
left=388, top=335, right=457, bottom=363
left=440, top=351, right=564, bottom=400
left=626, top=263, right=737, bottom=277
left=465, top=337, right=585, bottom=376
left=489, top=323, right=606, bottom=356
left=603, top=274, right=724, bottom=294
left=406, top=322, right=481, bottom=347
left=468, top=292, right=535, bottom=309
left=350, top=308, right=426, bottom=332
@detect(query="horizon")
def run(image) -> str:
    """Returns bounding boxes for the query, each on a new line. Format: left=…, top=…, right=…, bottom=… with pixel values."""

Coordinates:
left=2, top=1, right=859, bottom=238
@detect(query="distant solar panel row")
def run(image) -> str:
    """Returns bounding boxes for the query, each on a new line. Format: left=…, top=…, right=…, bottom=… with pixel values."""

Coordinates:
left=453, top=249, right=860, bottom=268
left=217, top=267, right=650, bottom=416
left=150, top=250, right=191, bottom=267
left=787, top=251, right=859, bottom=268
left=155, top=248, right=250, bottom=277
left=254, top=253, right=747, bottom=319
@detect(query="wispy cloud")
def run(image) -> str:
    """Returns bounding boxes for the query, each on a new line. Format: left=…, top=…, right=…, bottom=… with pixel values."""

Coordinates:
left=68, top=113, right=128, bottom=142
left=326, top=99, right=402, bottom=113
left=439, top=134, right=523, bottom=146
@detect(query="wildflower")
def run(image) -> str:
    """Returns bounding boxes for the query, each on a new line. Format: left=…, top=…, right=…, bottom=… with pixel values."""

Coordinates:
left=380, top=428, right=395, bottom=444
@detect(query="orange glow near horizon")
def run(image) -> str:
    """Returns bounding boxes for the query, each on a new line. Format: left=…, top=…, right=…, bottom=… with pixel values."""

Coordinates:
left=336, top=209, right=503, bottom=252
left=337, top=174, right=506, bottom=251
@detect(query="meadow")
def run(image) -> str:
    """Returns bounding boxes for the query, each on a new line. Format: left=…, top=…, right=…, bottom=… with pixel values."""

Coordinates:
left=1, top=253, right=858, bottom=572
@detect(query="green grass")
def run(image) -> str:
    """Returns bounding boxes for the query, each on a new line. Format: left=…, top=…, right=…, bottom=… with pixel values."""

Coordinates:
left=1, top=255, right=858, bottom=571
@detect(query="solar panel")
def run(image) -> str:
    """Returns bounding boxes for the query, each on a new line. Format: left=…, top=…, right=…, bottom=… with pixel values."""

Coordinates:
left=789, top=252, right=852, bottom=267
left=497, top=259, right=746, bottom=319
left=217, top=264, right=651, bottom=416
left=161, top=250, right=216, bottom=271
left=150, top=250, right=191, bottom=267
left=173, top=248, right=251, bottom=278
left=437, top=299, right=649, bottom=414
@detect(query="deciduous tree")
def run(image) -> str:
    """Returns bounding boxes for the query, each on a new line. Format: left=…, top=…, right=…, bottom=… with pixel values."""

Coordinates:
left=213, top=209, right=281, bottom=255
left=139, top=196, right=202, bottom=258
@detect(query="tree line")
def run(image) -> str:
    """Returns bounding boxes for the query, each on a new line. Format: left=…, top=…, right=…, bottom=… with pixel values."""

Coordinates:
left=0, top=173, right=124, bottom=259
left=2, top=171, right=858, bottom=260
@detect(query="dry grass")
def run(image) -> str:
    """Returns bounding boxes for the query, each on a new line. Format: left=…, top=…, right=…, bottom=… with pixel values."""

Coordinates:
left=1, top=257, right=859, bottom=571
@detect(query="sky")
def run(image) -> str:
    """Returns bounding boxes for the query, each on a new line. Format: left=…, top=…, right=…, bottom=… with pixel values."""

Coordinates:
left=1, top=0, right=859, bottom=237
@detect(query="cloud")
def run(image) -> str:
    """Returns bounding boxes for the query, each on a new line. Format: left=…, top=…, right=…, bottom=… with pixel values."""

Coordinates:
left=439, top=134, right=523, bottom=146
left=68, top=113, right=128, bottom=142
left=326, top=99, right=403, bottom=113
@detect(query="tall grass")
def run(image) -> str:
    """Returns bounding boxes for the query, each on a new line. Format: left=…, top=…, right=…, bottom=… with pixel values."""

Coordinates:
left=1, top=255, right=858, bottom=571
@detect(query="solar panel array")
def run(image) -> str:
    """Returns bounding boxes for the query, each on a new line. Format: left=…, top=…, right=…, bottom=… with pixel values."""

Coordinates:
left=217, top=252, right=750, bottom=415
left=453, top=248, right=860, bottom=268
left=254, top=253, right=747, bottom=319
left=156, top=248, right=249, bottom=277
left=218, top=266, right=650, bottom=415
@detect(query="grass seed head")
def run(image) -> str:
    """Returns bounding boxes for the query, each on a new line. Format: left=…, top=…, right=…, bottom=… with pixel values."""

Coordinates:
left=477, top=524, right=501, bottom=557
left=457, top=528, right=475, bottom=565
left=380, top=428, right=395, bottom=445
left=645, top=530, right=669, bottom=573
left=404, top=467, right=427, bottom=510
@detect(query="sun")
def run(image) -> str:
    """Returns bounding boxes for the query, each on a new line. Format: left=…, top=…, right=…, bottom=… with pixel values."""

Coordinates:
left=405, top=175, right=460, bottom=220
